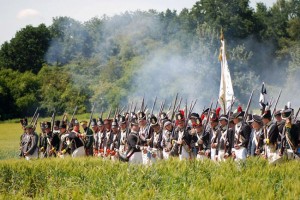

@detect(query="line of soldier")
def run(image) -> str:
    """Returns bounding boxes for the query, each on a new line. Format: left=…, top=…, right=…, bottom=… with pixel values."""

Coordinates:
left=19, top=103, right=300, bottom=164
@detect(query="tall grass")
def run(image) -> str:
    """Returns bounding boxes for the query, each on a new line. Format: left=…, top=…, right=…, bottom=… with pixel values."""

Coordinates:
left=0, top=158, right=299, bottom=199
left=0, top=121, right=299, bottom=199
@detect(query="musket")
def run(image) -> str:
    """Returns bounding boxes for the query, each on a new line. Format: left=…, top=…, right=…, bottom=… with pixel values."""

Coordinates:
left=70, top=106, right=78, bottom=121
left=223, top=96, right=235, bottom=157
left=161, top=99, right=166, bottom=111
left=293, top=107, right=300, bottom=123
left=150, top=96, right=157, bottom=116
left=203, top=101, right=214, bottom=133
left=133, top=102, right=137, bottom=113
left=30, top=107, right=39, bottom=125
left=170, top=93, right=179, bottom=121
left=119, top=105, right=126, bottom=115
left=191, top=99, right=198, bottom=112
left=243, top=90, right=254, bottom=122
left=85, top=102, right=96, bottom=135
left=50, top=109, right=56, bottom=133
left=33, top=113, right=40, bottom=131
left=271, top=89, right=282, bottom=120
left=215, top=99, right=219, bottom=110
left=184, top=99, right=188, bottom=128
left=100, top=109, right=104, bottom=119
left=168, top=101, right=173, bottom=112
left=68, top=106, right=78, bottom=129
left=140, top=95, right=145, bottom=112
left=107, top=107, right=112, bottom=119
left=175, top=97, right=183, bottom=112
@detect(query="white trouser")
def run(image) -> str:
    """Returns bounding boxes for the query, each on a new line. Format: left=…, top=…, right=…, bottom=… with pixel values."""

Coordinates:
left=232, top=147, right=247, bottom=161
left=129, top=152, right=143, bottom=164
left=72, top=146, right=85, bottom=157
left=211, top=148, right=217, bottom=161
left=217, top=150, right=226, bottom=162
left=179, top=146, right=190, bottom=160
left=25, top=148, right=38, bottom=160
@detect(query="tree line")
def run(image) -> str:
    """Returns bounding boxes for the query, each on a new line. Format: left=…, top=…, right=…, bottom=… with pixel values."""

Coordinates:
left=0, top=0, right=299, bottom=120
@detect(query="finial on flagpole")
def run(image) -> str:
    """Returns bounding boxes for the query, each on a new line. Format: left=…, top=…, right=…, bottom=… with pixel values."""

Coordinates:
left=220, top=28, right=224, bottom=41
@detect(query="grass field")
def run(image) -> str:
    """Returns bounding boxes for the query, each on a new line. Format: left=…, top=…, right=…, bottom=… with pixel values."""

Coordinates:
left=0, top=120, right=300, bottom=199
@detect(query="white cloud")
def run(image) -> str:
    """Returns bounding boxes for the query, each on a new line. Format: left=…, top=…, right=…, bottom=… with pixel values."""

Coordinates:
left=17, top=8, right=40, bottom=19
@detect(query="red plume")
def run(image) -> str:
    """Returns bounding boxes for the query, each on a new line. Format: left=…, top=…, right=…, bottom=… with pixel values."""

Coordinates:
left=201, top=114, right=205, bottom=121
left=237, top=106, right=243, bottom=112
left=216, top=107, right=221, bottom=118
left=179, top=109, right=185, bottom=119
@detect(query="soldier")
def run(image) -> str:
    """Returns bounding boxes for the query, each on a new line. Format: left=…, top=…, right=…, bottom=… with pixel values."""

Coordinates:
left=67, top=119, right=85, bottom=157
left=97, top=118, right=105, bottom=157
left=38, top=122, right=47, bottom=158
left=216, top=114, right=233, bottom=161
left=232, top=107, right=251, bottom=161
left=138, top=111, right=152, bottom=164
left=261, top=107, right=279, bottom=163
left=279, top=107, right=299, bottom=159
left=159, top=112, right=169, bottom=126
left=146, top=115, right=163, bottom=164
left=80, top=120, right=94, bottom=156
left=19, top=118, right=28, bottom=158
left=45, top=122, right=60, bottom=157
left=103, top=119, right=112, bottom=157
left=173, top=111, right=191, bottom=160
left=53, top=120, right=60, bottom=135
left=138, top=111, right=151, bottom=146
left=118, top=116, right=128, bottom=156
left=208, top=108, right=221, bottom=161
left=119, top=115, right=143, bottom=164
left=274, top=110, right=285, bottom=149
left=109, top=119, right=120, bottom=160
left=247, top=115, right=264, bottom=157
left=57, top=122, right=71, bottom=158
left=90, top=119, right=99, bottom=156
left=161, top=119, right=173, bottom=159
left=22, top=125, right=39, bottom=160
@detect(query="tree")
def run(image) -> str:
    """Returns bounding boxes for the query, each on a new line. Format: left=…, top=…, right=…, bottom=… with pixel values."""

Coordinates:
left=0, top=24, right=51, bottom=73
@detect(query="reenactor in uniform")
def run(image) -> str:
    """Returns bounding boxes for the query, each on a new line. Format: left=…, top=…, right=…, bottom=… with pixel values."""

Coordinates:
left=261, top=107, right=279, bottom=163
left=216, top=114, right=233, bottom=161
left=103, top=119, right=112, bottom=157
left=146, top=115, right=163, bottom=164
left=173, top=111, right=191, bottom=160
left=22, top=125, right=39, bottom=160
left=19, top=118, right=28, bottom=158
left=161, top=119, right=173, bottom=159
left=67, top=119, right=85, bottom=157
left=159, top=112, right=169, bottom=126
left=138, top=111, right=151, bottom=146
left=119, top=115, right=143, bottom=164
left=38, top=122, right=47, bottom=158
left=232, top=107, right=251, bottom=161
left=96, top=118, right=105, bottom=157
left=247, top=115, right=264, bottom=157
left=138, top=111, right=152, bottom=164
left=118, top=116, right=128, bottom=156
left=57, top=122, right=70, bottom=158
left=90, top=119, right=99, bottom=156
left=279, top=107, right=299, bottom=159
left=109, top=119, right=120, bottom=160
left=80, top=120, right=94, bottom=156
left=45, top=122, right=60, bottom=157
left=209, top=108, right=221, bottom=160
left=274, top=110, right=285, bottom=149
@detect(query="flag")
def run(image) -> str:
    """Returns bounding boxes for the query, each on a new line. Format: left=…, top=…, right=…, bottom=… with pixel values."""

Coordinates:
left=259, top=82, right=267, bottom=109
left=218, top=31, right=234, bottom=114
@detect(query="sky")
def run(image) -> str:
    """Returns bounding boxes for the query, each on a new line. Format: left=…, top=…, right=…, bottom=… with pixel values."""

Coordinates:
left=0, top=0, right=277, bottom=45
